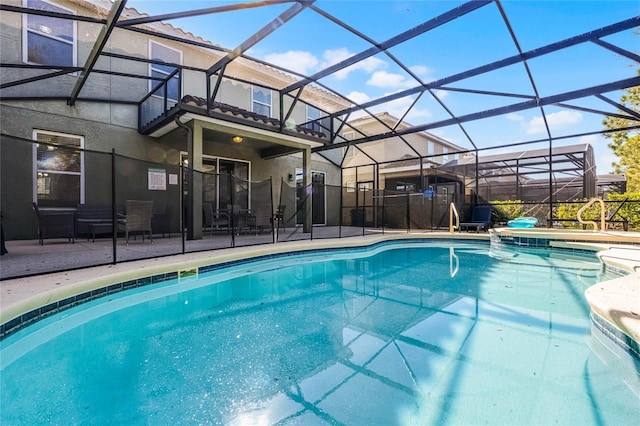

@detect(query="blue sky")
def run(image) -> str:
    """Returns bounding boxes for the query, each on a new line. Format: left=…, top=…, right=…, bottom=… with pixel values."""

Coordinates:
left=126, top=0, right=639, bottom=173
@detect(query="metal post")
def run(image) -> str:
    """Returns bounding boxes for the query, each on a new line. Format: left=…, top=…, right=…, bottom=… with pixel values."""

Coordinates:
left=111, top=149, right=117, bottom=264
left=548, top=139, right=553, bottom=228
left=229, top=173, right=235, bottom=247
left=180, top=163, right=185, bottom=254
left=270, top=176, right=275, bottom=244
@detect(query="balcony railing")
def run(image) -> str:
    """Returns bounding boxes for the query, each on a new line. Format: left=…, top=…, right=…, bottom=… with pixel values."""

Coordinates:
left=139, top=68, right=182, bottom=131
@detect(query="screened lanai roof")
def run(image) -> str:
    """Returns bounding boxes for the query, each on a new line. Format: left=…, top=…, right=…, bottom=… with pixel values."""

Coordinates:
left=440, top=143, right=595, bottom=181
left=1, top=0, right=638, bottom=170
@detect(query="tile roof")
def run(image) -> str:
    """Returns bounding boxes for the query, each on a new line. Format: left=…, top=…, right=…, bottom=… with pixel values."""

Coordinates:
left=181, top=95, right=327, bottom=139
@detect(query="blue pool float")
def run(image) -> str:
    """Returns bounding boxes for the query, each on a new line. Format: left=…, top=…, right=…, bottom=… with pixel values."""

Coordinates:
left=507, top=217, right=538, bottom=228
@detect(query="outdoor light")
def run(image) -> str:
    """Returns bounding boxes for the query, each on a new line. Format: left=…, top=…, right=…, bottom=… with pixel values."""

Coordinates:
left=232, top=136, right=243, bottom=143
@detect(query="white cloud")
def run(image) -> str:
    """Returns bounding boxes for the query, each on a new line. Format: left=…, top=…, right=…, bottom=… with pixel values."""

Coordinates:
left=506, top=113, right=524, bottom=122
left=409, top=65, right=432, bottom=77
left=526, top=110, right=582, bottom=134
left=263, top=50, right=318, bottom=75
left=346, top=91, right=431, bottom=122
left=366, top=71, right=412, bottom=89
left=596, top=152, right=619, bottom=173
left=346, top=91, right=370, bottom=104
left=433, top=90, right=448, bottom=100
left=371, top=95, right=432, bottom=122
left=321, top=48, right=385, bottom=80
left=578, top=134, right=598, bottom=145
left=321, top=48, right=351, bottom=67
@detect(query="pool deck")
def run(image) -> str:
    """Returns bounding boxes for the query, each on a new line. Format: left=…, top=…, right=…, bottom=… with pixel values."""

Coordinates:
left=1, top=229, right=639, bottom=352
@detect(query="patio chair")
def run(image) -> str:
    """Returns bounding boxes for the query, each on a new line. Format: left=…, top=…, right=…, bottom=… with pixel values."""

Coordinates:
left=459, top=205, right=492, bottom=232
left=252, top=206, right=273, bottom=234
left=31, top=202, right=75, bottom=245
left=152, top=205, right=172, bottom=238
left=273, top=205, right=286, bottom=232
left=118, top=200, right=153, bottom=244
left=203, top=202, right=230, bottom=234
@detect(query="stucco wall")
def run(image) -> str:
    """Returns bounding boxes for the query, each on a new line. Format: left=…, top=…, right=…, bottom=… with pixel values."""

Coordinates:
left=0, top=103, right=173, bottom=239
left=0, top=0, right=349, bottom=240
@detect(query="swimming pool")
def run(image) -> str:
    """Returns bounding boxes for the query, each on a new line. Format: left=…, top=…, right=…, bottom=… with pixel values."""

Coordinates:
left=1, top=240, right=638, bottom=424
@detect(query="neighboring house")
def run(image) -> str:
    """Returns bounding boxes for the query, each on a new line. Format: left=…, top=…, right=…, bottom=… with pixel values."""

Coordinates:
left=343, top=112, right=464, bottom=193
left=439, top=143, right=597, bottom=202
left=0, top=0, right=352, bottom=239
left=339, top=112, right=464, bottom=227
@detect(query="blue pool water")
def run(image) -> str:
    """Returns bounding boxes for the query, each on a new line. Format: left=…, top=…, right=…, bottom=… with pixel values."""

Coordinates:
left=1, top=241, right=638, bottom=425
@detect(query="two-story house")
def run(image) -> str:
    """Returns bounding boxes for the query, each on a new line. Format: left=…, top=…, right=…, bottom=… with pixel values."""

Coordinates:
left=0, top=0, right=352, bottom=239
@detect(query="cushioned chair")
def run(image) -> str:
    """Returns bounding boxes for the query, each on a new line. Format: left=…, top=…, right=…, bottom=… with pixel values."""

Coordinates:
left=459, top=205, right=492, bottom=232
left=118, top=200, right=153, bottom=244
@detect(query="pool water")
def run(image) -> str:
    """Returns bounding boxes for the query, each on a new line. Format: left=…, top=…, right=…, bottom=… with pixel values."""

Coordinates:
left=1, top=241, right=638, bottom=425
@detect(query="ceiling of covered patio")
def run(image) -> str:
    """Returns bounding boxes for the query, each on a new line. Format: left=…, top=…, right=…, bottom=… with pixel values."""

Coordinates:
left=1, top=0, right=638, bottom=170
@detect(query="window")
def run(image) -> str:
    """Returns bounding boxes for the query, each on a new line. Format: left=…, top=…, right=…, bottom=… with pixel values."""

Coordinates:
left=180, top=153, right=250, bottom=210
left=149, top=41, right=182, bottom=101
left=428, top=141, right=435, bottom=155
left=33, top=130, right=84, bottom=207
left=23, top=0, right=76, bottom=67
left=442, top=147, right=449, bottom=163
left=396, top=183, right=416, bottom=192
left=252, top=85, right=272, bottom=117
left=306, top=105, right=323, bottom=132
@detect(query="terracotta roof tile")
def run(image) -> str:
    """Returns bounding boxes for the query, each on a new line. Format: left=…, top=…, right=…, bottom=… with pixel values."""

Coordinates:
left=181, top=95, right=326, bottom=139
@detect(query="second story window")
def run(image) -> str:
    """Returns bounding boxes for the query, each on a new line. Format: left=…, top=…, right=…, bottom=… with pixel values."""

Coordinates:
left=149, top=41, right=182, bottom=102
left=442, top=147, right=449, bottom=163
left=306, top=105, right=322, bottom=132
left=23, top=0, right=76, bottom=67
left=252, top=85, right=271, bottom=117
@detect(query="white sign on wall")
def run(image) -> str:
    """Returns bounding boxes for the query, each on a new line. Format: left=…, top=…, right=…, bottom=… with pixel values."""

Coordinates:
left=148, top=168, right=166, bottom=190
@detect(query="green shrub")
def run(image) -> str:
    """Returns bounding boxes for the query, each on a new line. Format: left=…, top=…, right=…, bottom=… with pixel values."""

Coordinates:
left=489, top=195, right=639, bottom=230
left=554, top=193, right=640, bottom=230
left=606, top=192, right=640, bottom=231
left=490, top=200, right=525, bottom=223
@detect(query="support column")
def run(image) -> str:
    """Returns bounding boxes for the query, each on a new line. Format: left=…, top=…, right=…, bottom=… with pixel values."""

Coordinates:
left=187, top=121, right=204, bottom=240
left=303, top=147, right=312, bottom=233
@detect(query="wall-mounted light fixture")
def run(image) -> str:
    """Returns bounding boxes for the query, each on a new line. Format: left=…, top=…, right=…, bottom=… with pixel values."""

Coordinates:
left=288, top=173, right=294, bottom=181
left=232, top=135, right=243, bottom=143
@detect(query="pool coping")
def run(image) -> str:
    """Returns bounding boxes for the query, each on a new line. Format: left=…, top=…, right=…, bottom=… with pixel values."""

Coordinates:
left=1, top=230, right=639, bottom=353
left=0, top=234, right=482, bottom=329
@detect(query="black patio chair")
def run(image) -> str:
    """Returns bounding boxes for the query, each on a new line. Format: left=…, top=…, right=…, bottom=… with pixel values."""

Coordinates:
left=459, top=205, right=492, bottom=232
left=31, top=202, right=75, bottom=245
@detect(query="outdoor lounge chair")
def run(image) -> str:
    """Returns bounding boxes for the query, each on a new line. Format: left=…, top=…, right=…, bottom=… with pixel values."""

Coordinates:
left=118, top=200, right=153, bottom=244
left=459, top=205, right=492, bottom=232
